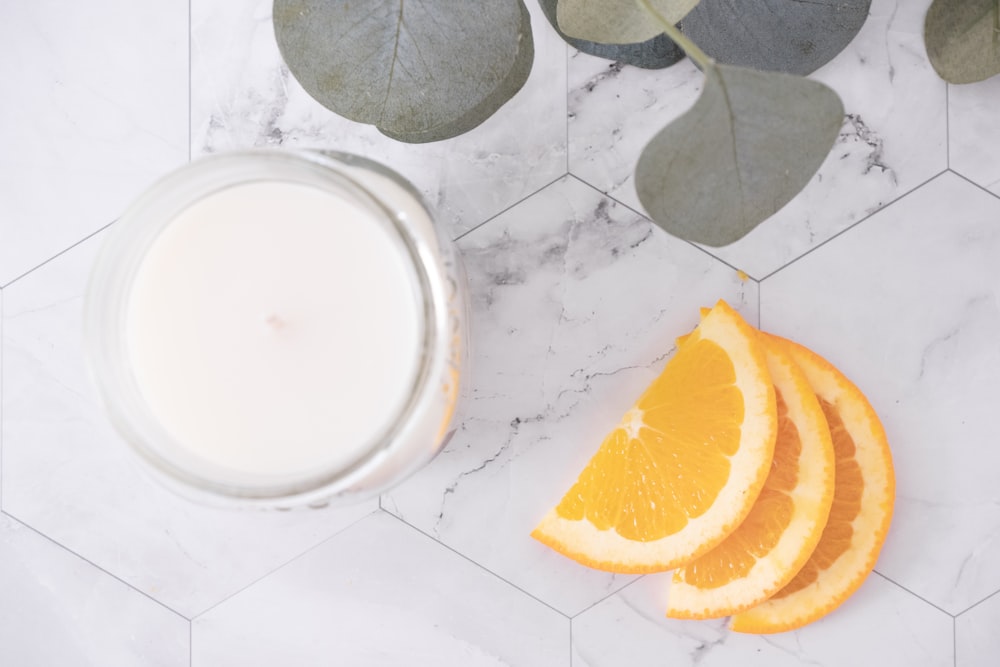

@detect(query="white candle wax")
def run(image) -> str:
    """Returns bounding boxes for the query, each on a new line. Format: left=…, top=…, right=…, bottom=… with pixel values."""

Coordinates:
left=125, top=180, right=423, bottom=478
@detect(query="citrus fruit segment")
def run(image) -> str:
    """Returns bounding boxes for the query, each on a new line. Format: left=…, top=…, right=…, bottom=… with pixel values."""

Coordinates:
left=531, top=300, right=777, bottom=573
left=666, top=334, right=835, bottom=618
left=731, top=336, right=895, bottom=633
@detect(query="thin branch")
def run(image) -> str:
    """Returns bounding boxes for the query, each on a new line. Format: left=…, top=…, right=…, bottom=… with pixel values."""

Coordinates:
left=635, top=0, right=713, bottom=70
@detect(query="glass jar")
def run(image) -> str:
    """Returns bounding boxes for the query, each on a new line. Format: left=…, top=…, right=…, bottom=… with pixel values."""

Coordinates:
left=85, top=149, right=467, bottom=507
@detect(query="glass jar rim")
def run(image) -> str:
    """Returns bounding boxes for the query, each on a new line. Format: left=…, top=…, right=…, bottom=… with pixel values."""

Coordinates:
left=85, top=149, right=446, bottom=505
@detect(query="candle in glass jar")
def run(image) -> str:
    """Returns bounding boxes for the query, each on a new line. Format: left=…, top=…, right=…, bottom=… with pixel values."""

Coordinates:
left=124, top=180, right=424, bottom=478
left=87, top=151, right=465, bottom=506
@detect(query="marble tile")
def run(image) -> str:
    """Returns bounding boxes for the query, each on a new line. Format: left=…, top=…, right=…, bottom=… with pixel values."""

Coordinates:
left=957, top=591, right=1000, bottom=667
left=759, top=172, right=1000, bottom=614
left=193, top=510, right=569, bottom=666
left=383, top=176, right=757, bottom=616
left=0, top=512, right=189, bottom=666
left=1, top=231, right=378, bottom=618
left=566, top=0, right=947, bottom=279
left=0, top=0, right=189, bottom=287
left=949, top=76, right=1000, bottom=195
left=572, top=572, right=953, bottom=667
left=190, top=0, right=568, bottom=239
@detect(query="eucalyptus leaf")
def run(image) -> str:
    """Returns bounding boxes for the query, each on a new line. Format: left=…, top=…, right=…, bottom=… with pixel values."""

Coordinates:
left=273, top=0, right=534, bottom=143
left=540, top=0, right=683, bottom=69
left=679, top=0, right=871, bottom=75
left=925, top=0, right=1000, bottom=84
left=557, top=0, right=700, bottom=45
left=635, top=63, right=844, bottom=246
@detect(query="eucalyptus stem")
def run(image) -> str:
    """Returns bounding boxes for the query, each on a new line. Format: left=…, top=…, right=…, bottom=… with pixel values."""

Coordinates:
left=994, top=0, right=999, bottom=50
left=635, top=0, right=713, bottom=70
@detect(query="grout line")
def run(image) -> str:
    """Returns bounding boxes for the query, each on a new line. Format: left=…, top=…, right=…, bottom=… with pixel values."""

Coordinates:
left=953, top=586, right=1000, bottom=618
left=756, top=279, right=762, bottom=329
left=757, top=169, right=950, bottom=283
left=381, top=509, right=572, bottom=620
left=452, top=173, right=567, bottom=244
left=189, top=618, right=194, bottom=667
left=567, top=572, right=646, bottom=620
left=188, top=0, right=193, bottom=163
left=190, top=505, right=381, bottom=620
left=567, top=174, right=754, bottom=278
left=1, top=508, right=190, bottom=621
left=568, top=615, right=574, bottom=667
left=0, top=289, right=4, bottom=513
left=565, top=40, right=570, bottom=178
left=872, top=570, right=956, bottom=618
left=947, top=168, right=1000, bottom=203
left=0, top=220, right=117, bottom=291
left=953, top=615, right=957, bottom=667
left=945, top=83, right=950, bottom=171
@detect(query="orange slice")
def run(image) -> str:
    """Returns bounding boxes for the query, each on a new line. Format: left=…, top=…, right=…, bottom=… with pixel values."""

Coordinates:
left=666, top=333, right=835, bottom=618
left=731, top=336, right=895, bottom=633
left=531, top=300, right=777, bottom=573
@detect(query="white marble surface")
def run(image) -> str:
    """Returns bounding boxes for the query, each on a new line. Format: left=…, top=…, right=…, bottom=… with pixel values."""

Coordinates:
left=2, top=0, right=1000, bottom=664
left=572, top=572, right=953, bottom=666
left=193, top=511, right=568, bottom=666
left=384, top=174, right=755, bottom=617
left=0, top=512, right=188, bottom=666
left=957, top=592, right=1000, bottom=667
left=950, top=75, right=1000, bottom=196
left=0, top=0, right=189, bottom=288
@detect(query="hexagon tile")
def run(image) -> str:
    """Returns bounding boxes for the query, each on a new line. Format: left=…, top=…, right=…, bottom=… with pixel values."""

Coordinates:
left=383, top=175, right=756, bottom=617
left=192, top=511, right=568, bottom=665
left=5, top=0, right=1000, bottom=662
left=759, top=172, right=1000, bottom=617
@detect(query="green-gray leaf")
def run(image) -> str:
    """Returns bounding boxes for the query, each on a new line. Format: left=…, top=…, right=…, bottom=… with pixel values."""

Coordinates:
left=540, top=0, right=683, bottom=69
left=273, top=0, right=534, bottom=143
left=557, top=0, right=700, bottom=44
left=925, top=0, right=1000, bottom=84
left=635, top=63, right=844, bottom=246
left=680, top=0, right=871, bottom=76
